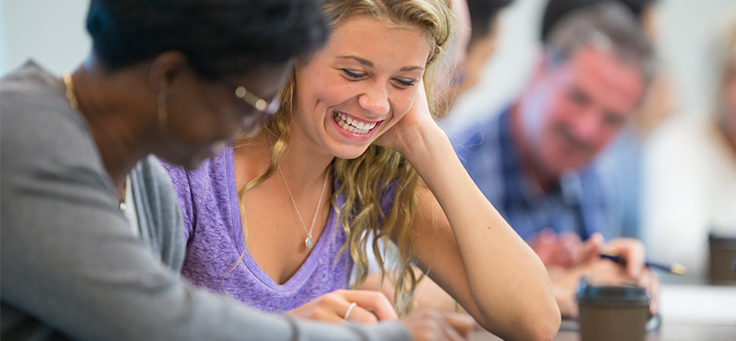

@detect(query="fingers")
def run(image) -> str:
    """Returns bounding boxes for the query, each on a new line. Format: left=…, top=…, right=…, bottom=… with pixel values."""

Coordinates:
left=530, top=229, right=585, bottom=269
left=287, top=290, right=395, bottom=323
left=442, top=312, right=477, bottom=338
left=443, top=322, right=467, bottom=341
left=581, top=233, right=605, bottom=263
left=401, top=310, right=473, bottom=341
left=605, top=238, right=645, bottom=279
left=338, top=289, right=398, bottom=321
left=555, top=231, right=584, bottom=268
left=637, top=269, right=660, bottom=316
left=530, top=229, right=559, bottom=266
left=343, top=304, right=379, bottom=324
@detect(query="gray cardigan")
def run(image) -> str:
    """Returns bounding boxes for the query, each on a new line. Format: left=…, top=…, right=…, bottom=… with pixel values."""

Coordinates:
left=0, top=61, right=411, bottom=341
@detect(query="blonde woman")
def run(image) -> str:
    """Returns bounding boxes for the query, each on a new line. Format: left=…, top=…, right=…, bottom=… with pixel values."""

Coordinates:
left=164, top=0, right=559, bottom=339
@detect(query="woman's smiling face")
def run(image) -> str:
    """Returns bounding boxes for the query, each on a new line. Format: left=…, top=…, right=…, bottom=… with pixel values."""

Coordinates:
left=292, top=15, right=431, bottom=159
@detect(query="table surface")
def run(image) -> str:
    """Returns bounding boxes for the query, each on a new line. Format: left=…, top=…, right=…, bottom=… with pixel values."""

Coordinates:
left=469, top=285, right=736, bottom=341
left=469, top=323, right=736, bottom=341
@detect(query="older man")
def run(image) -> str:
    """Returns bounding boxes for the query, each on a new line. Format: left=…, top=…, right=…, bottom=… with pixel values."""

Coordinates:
left=454, top=2, right=659, bottom=317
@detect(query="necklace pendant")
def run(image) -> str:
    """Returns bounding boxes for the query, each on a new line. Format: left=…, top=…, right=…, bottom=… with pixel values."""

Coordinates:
left=305, top=237, right=313, bottom=249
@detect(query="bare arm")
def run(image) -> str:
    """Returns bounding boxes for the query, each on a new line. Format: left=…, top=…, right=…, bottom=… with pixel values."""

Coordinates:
left=376, top=83, right=560, bottom=341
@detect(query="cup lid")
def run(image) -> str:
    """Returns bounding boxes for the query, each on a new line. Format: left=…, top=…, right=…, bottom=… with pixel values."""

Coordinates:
left=576, top=278, right=650, bottom=306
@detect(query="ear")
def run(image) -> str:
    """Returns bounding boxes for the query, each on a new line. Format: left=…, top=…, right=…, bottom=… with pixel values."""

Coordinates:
left=147, top=51, right=191, bottom=95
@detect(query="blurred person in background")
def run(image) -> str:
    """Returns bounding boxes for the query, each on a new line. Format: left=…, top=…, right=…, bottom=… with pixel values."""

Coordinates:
left=436, top=0, right=515, bottom=118
left=453, top=3, right=660, bottom=317
left=0, top=0, right=477, bottom=340
left=643, top=16, right=736, bottom=283
left=542, top=0, right=675, bottom=241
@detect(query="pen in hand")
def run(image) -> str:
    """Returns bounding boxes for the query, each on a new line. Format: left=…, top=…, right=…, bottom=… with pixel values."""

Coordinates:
left=599, top=253, right=687, bottom=275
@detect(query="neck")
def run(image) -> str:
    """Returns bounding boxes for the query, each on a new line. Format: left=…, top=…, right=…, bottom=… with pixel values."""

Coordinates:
left=279, top=123, right=335, bottom=186
left=70, top=57, right=154, bottom=185
left=234, top=126, right=333, bottom=192
left=510, top=102, right=558, bottom=192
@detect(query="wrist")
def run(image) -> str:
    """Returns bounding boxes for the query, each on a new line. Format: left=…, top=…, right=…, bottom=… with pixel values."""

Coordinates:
left=394, top=123, right=449, bottom=167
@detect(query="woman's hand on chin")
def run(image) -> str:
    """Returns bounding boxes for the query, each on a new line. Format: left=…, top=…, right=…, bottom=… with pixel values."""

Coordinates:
left=284, top=289, right=397, bottom=323
left=374, top=81, right=444, bottom=158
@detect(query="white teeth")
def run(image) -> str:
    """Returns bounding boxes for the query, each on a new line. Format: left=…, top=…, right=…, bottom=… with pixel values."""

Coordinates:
left=332, top=111, right=377, bottom=135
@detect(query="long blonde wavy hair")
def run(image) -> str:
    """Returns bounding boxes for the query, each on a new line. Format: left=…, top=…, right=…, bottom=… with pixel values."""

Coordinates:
left=231, top=0, right=457, bottom=315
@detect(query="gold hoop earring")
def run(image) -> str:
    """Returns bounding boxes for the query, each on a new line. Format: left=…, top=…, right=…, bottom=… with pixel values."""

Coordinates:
left=158, top=89, right=168, bottom=137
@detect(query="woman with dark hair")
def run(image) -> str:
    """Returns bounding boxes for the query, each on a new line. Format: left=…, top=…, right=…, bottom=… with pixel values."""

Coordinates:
left=1, top=0, right=469, bottom=340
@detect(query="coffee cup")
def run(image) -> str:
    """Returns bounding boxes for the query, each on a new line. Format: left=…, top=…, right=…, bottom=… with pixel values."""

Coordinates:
left=708, top=232, right=736, bottom=285
left=576, top=280, right=650, bottom=341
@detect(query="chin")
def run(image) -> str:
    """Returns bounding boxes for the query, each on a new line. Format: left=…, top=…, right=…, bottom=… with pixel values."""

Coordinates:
left=329, top=144, right=374, bottom=160
left=548, top=159, right=588, bottom=176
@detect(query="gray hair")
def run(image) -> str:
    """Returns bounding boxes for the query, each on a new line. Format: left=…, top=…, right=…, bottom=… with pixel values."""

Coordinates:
left=546, top=2, right=655, bottom=84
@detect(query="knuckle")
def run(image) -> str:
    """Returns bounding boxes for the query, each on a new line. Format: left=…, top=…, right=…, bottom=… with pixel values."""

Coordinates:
left=322, top=293, right=338, bottom=304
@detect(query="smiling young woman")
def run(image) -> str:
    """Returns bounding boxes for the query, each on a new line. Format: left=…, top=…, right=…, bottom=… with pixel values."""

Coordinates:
left=163, top=0, right=560, bottom=339
left=0, top=0, right=457, bottom=339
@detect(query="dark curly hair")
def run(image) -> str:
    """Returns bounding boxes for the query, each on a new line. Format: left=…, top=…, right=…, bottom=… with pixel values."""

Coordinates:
left=86, top=0, right=329, bottom=79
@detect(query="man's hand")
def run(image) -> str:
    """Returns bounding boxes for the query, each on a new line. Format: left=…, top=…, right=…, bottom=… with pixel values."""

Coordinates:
left=529, top=229, right=585, bottom=268
left=541, top=233, right=660, bottom=317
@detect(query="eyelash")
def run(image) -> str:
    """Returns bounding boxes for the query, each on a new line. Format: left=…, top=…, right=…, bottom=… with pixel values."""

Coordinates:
left=340, top=68, right=417, bottom=88
left=341, top=69, right=364, bottom=79
left=396, top=79, right=416, bottom=87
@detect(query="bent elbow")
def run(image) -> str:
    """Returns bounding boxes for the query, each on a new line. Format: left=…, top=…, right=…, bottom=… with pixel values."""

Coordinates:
left=507, top=306, right=560, bottom=341
left=523, top=308, right=561, bottom=341
left=479, top=308, right=560, bottom=341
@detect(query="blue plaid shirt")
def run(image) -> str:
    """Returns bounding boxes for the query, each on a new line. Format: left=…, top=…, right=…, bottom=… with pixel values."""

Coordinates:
left=452, top=108, right=619, bottom=242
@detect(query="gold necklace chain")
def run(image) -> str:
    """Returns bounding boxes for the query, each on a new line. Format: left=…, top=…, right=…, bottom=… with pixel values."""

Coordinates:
left=277, top=165, right=329, bottom=249
left=62, top=73, right=78, bottom=110
left=63, top=73, right=127, bottom=211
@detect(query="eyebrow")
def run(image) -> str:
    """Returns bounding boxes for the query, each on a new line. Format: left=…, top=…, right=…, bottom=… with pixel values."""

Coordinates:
left=337, top=55, right=424, bottom=72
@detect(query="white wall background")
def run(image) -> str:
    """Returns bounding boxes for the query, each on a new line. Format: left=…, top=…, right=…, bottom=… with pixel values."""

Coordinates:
left=0, top=0, right=90, bottom=77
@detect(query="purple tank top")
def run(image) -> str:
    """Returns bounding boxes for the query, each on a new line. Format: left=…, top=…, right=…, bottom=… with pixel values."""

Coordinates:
left=164, top=149, right=394, bottom=313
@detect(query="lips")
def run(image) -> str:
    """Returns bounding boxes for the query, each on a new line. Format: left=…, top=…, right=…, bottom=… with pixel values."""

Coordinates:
left=332, top=110, right=380, bottom=135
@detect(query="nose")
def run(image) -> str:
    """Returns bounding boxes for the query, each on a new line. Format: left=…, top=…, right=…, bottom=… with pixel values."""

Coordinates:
left=358, top=82, right=390, bottom=117
left=569, top=107, right=602, bottom=143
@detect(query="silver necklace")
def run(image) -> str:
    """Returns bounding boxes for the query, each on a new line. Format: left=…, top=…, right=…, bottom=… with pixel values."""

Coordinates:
left=277, top=165, right=329, bottom=249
